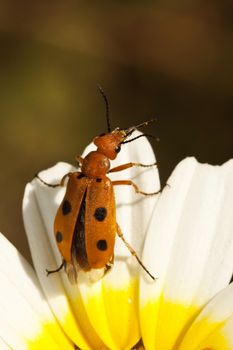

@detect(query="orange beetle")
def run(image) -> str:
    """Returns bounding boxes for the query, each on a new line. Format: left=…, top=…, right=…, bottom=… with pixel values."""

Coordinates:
left=36, top=87, right=159, bottom=283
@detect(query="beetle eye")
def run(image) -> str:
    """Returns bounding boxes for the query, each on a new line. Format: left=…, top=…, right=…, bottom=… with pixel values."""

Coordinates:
left=115, top=145, right=121, bottom=153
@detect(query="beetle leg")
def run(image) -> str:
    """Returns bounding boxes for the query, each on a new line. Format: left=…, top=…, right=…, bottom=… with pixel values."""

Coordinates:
left=35, top=172, right=71, bottom=188
left=75, top=155, right=84, bottom=168
left=109, top=161, right=157, bottom=173
left=46, top=260, right=65, bottom=276
left=105, top=255, right=114, bottom=270
left=116, top=224, right=155, bottom=280
left=112, top=179, right=161, bottom=196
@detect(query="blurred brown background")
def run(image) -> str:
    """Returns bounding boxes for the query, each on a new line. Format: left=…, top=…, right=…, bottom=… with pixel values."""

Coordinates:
left=0, top=0, right=232, bottom=264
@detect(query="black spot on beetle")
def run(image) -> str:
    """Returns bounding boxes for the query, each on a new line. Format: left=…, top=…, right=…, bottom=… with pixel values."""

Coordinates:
left=62, top=199, right=71, bottom=215
left=94, top=207, right=107, bottom=221
left=77, top=173, right=85, bottom=179
left=97, top=239, right=108, bottom=251
left=56, top=231, right=63, bottom=243
left=96, top=178, right=102, bottom=182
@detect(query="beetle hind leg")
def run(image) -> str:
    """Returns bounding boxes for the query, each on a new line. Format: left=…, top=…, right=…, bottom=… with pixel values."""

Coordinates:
left=116, top=224, right=156, bottom=280
left=105, top=255, right=114, bottom=274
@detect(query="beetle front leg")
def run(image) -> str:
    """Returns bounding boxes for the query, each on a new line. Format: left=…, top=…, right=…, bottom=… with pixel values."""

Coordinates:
left=112, top=180, right=161, bottom=196
left=109, top=161, right=157, bottom=173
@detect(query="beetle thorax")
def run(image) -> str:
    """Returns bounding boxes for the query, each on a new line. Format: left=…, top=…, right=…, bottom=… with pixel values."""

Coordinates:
left=81, top=151, right=110, bottom=178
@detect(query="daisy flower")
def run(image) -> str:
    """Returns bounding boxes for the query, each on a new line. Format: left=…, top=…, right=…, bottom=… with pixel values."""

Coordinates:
left=0, top=132, right=233, bottom=349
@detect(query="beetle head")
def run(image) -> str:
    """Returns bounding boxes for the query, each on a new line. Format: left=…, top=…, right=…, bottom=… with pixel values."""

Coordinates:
left=94, top=128, right=126, bottom=160
left=94, top=119, right=155, bottom=160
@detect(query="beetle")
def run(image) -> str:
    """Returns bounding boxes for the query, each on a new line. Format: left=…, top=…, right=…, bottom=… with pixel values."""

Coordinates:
left=36, top=86, right=160, bottom=283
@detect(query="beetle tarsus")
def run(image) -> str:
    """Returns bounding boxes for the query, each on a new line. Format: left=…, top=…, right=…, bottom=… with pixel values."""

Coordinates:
left=46, top=261, right=65, bottom=276
left=112, top=179, right=161, bottom=196
left=105, top=256, right=114, bottom=274
left=35, top=173, right=70, bottom=187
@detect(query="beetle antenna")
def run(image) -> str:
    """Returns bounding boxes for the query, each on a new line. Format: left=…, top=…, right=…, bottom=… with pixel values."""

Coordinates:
left=122, top=133, right=156, bottom=144
left=97, top=84, right=111, bottom=132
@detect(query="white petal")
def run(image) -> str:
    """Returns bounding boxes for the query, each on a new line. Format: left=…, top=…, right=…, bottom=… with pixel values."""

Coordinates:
left=140, top=157, right=233, bottom=349
left=0, top=233, right=73, bottom=350
left=179, top=282, right=233, bottom=349
left=0, top=336, right=11, bottom=350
